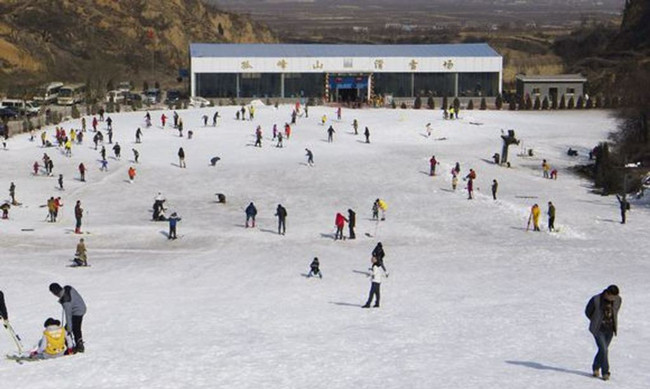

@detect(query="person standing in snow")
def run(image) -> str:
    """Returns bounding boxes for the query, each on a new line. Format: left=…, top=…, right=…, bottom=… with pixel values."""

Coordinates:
left=585, top=285, right=621, bottom=381
left=353, top=119, right=359, bottom=135
left=334, top=212, right=347, bottom=240
left=426, top=123, right=432, bottom=137
left=168, top=212, right=181, bottom=239
left=9, top=182, right=17, bottom=205
left=276, top=132, right=284, bottom=148
left=528, top=204, right=541, bottom=232
left=327, top=125, right=335, bottom=143
left=74, top=200, right=83, bottom=234
left=0, top=290, right=8, bottom=322
left=112, top=142, right=121, bottom=159
left=429, top=155, right=438, bottom=176
left=492, top=179, right=498, bottom=200
left=307, top=257, right=322, bottom=278
left=49, top=283, right=86, bottom=353
left=305, top=148, right=314, bottom=166
left=178, top=147, right=186, bottom=168
left=275, top=204, right=287, bottom=235
left=371, top=242, right=388, bottom=273
left=58, top=174, right=64, bottom=191
left=348, top=209, right=356, bottom=239
left=135, top=127, right=142, bottom=143
left=362, top=256, right=387, bottom=308
left=542, top=159, right=550, bottom=179
left=376, top=199, right=388, bottom=221
left=128, top=166, right=136, bottom=183
left=465, top=169, right=476, bottom=199
left=615, top=195, right=629, bottom=224
left=254, top=126, right=262, bottom=148
left=78, top=163, right=86, bottom=182
left=547, top=201, right=556, bottom=232
left=132, top=149, right=140, bottom=164
left=245, top=202, right=257, bottom=228
left=372, top=200, right=379, bottom=220
left=212, top=111, right=220, bottom=126
left=364, top=126, right=370, bottom=143
left=336, top=106, right=342, bottom=121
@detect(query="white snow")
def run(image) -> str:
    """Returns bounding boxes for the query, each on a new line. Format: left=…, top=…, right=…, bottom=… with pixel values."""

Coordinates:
left=1, top=106, right=648, bottom=388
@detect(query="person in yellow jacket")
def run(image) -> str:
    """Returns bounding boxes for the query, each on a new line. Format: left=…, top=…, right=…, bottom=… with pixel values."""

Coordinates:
left=528, top=203, right=541, bottom=231
left=64, top=139, right=72, bottom=157
left=376, top=199, right=388, bottom=221
left=30, top=318, right=74, bottom=359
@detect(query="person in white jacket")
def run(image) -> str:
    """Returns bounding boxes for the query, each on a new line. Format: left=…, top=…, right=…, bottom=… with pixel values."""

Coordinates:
left=362, top=256, right=388, bottom=308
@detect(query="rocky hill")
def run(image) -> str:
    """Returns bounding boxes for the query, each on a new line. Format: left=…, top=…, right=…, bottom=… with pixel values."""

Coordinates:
left=0, top=0, right=275, bottom=94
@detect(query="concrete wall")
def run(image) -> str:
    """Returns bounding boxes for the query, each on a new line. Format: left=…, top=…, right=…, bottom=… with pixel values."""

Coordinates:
left=516, top=80, right=585, bottom=100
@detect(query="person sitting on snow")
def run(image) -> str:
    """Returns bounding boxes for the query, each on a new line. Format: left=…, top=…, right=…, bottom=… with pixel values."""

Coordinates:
left=28, top=318, right=74, bottom=360
left=307, top=257, right=322, bottom=278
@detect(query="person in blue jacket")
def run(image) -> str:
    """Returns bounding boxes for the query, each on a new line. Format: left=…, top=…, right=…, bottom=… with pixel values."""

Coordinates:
left=168, top=212, right=181, bottom=239
left=245, top=202, right=257, bottom=228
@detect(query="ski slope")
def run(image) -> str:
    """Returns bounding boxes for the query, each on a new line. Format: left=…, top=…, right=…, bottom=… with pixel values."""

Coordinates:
left=1, top=105, right=648, bottom=388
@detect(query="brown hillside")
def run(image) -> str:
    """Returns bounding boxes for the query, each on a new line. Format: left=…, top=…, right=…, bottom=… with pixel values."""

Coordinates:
left=0, top=0, right=276, bottom=93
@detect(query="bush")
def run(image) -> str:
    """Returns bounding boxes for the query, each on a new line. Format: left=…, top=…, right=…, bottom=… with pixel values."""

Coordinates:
left=480, top=97, right=487, bottom=110
left=611, top=96, right=619, bottom=108
left=585, top=97, right=593, bottom=109
left=595, top=95, right=603, bottom=108
left=518, top=96, right=526, bottom=110
left=106, top=101, right=115, bottom=113
left=400, top=102, right=407, bottom=109
left=551, top=95, right=558, bottom=109
left=568, top=96, right=575, bottom=109
left=525, top=95, right=533, bottom=110
left=414, top=96, right=422, bottom=109
left=542, top=97, right=549, bottom=110
left=495, top=93, right=503, bottom=110
left=442, top=96, right=448, bottom=110
left=467, top=100, right=474, bottom=110
left=532, top=96, right=540, bottom=110
left=603, top=96, right=610, bottom=108
left=576, top=96, right=584, bottom=109
left=427, top=96, right=435, bottom=109
left=559, top=95, right=566, bottom=109
left=453, top=97, right=460, bottom=110
left=71, top=105, right=81, bottom=119
left=391, top=99, right=397, bottom=109
left=508, top=99, right=517, bottom=110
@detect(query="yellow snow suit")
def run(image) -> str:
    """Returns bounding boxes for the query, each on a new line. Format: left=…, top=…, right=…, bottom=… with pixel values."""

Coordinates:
left=43, top=327, right=67, bottom=355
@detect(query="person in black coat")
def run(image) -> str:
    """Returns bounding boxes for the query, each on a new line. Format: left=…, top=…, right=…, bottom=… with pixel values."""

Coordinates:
left=585, top=285, right=622, bottom=381
left=245, top=202, right=257, bottom=228
left=0, top=290, right=8, bottom=322
left=372, top=242, right=388, bottom=273
left=347, top=209, right=356, bottom=239
left=615, top=195, right=629, bottom=224
left=307, top=257, right=322, bottom=278
left=275, top=204, right=287, bottom=235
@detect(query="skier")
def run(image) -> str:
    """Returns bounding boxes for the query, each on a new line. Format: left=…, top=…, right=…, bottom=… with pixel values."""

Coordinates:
left=92, top=117, right=98, bottom=131
left=128, top=166, right=136, bottom=183
left=100, top=159, right=108, bottom=172
left=177, top=119, right=184, bottom=137
left=33, top=160, right=40, bottom=175
left=48, top=282, right=86, bottom=353
left=363, top=126, right=370, bottom=143
left=249, top=105, right=255, bottom=120
left=372, top=200, right=379, bottom=220
left=41, top=130, right=47, bottom=146
left=9, top=182, right=16, bottom=205
left=547, top=201, right=556, bottom=232
left=162, top=113, right=168, bottom=128
left=361, top=256, right=387, bottom=308
left=321, top=114, right=327, bottom=125
left=334, top=212, right=347, bottom=240
left=307, top=257, right=322, bottom=278
left=305, top=148, right=314, bottom=167
left=173, top=112, right=179, bottom=128
left=426, top=123, right=432, bottom=137
left=240, top=106, right=246, bottom=121
left=0, top=290, right=7, bottom=322
left=353, top=119, right=359, bottom=135
left=528, top=204, right=541, bottom=232
left=168, top=212, right=181, bottom=239
left=202, top=115, right=208, bottom=126
left=615, top=195, right=629, bottom=224
left=284, top=123, right=291, bottom=139
left=107, top=127, right=113, bottom=144
left=81, top=117, right=86, bottom=132
left=585, top=285, right=622, bottom=381
left=58, top=174, right=64, bottom=191
left=79, top=163, right=86, bottom=182
left=348, top=208, right=356, bottom=239
left=135, top=127, right=142, bottom=143
left=291, top=110, right=297, bottom=125
left=178, top=147, right=186, bottom=168
left=74, top=238, right=87, bottom=266
left=327, top=125, right=335, bottom=143
left=372, top=242, right=388, bottom=273
left=465, top=169, right=476, bottom=199
left=212, top=111, right=220, bottom=126
left=245, top=202, right=257, bottom=228
left=74, top=200, right=83, bottom=234
left=272, top=124, right=278, bottom=140
left=26, top=318, right=74, bottom=360
left=492, top=179, right=498, bottom=200
left=275, top=204, right=287, bottom=235
left=276, top=132, right=284, bottom=148
left=336, top=106, right=342, bottom=120
left=47, top=196, right=56, bottom=222
left=100, top=145, right=106, bottom=160
left=0, top=202, right=9, bottom=219
left=542, top=159, right=550, bottom=178
left=550, top=169, right=558, bottom=180
left=377, top=198, right=388, bottom=221
left=429, top=155, right=438, bottom=176
left=112, top=142, right=121, bottom=159
left=106, top=116, right=112, bottom=131
left=254, top=126, right=262, bottom=148
left=453, top=162, right=461, bottom=176
left=210, top=156, right=221, bottom=167
left=98, top=108, right=104, bottom=121
left=132, top=149, right=140, bottom=163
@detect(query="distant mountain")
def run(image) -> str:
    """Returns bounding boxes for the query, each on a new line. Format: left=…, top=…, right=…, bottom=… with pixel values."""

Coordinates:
left=0, top=0, right=276, bottom=92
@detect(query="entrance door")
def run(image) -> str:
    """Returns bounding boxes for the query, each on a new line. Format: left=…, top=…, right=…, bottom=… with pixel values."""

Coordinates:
left=329, top=75, right=368, bottom=103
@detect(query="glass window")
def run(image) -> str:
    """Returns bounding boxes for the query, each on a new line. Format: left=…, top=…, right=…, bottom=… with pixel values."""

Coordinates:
left=196, top=73, right=237, bottom=98
left=240, top=73, right=281, bottom=98
left=458, top=72, right=499, bottom=97
left=373, top=73, right=412, bottom=97
left=532, top=87, right=541, bottom=94
left=414, top=73, right=455, bottom=97
left=284, top=73, right=324, bottom=98
left=566, top=88, right=575, bottom=94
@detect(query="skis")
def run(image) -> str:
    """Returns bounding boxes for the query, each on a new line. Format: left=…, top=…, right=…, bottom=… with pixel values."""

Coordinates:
left=6, top=352, right=37, bottom=363
left=4, top=321, right=25, bottom=361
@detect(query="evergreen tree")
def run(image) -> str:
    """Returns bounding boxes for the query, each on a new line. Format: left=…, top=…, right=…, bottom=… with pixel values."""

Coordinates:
left=495, top=93, right=503, bottom=110
left=427, top=96, right=435, bottom=109
left=542, top=96, right=549, bottom=110
left=551, top=94, right=558, bottom=109
left=559, top=95, right=566, bottom=109
left=414, top=96, right=422, bottom=109
left=568, top=96, right=575, bottom=109
left=480, top=97, right=487, bottom=110
left=509, top=98, right=517, bottom=111
left=467, top=100, right=474, bottom=110
left=577, top=96, right=585, bottom=109
left=442, top=96, right=448, bottom=111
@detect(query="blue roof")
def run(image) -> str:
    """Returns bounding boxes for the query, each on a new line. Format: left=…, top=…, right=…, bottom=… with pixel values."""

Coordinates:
left=190, top=43, right=500, bottom=58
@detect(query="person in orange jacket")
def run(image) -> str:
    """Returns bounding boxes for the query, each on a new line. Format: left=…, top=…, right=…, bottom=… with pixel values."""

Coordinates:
left=335, top=212, right=348, bottom=240
left=128, top=166, right=136, bottom=183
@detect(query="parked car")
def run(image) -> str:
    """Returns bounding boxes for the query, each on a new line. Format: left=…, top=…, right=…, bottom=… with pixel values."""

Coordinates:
left=165, top=89, right=182, bottom=105
left=0, top=99, right=39, bottom=116
left=105, top=90, right=126, bottom=104
left=117, top=81, right=132, bottom=93
left=124, top=92, right=143, bottom=105
left=189, top=96, right=212, bottom=108
left=144, top=88, right=161, bottom=104
left=0, top=107, right=20, bottom=120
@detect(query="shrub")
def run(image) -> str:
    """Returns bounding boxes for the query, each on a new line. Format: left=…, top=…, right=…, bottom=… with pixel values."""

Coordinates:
left=603, top=96, right=610, bottom=108
left=414, top=96, right=422, bottom=109
left=518, top=96, right=526, bottom=110
left=567, top=96, right=575, bottom=109
left=427, top=96, right=435, bottom=109
left=71, top=105, right=81, bottom=119
left=391, top=99, right=397, bottom=109
left=495, top=93, right=503, bottom=110
left=508, top=99, right=517, bottom=110
left=559, top=95, right=566, bottom=109
left=595, top=95, right=603, bottom=108
left=542, top=97, right=549, bottom=110
left=467, top=100, right=474, bottom=110
left=400, top=102, right=407, bottom=109
left=586, top=97, right=593, bottom=109
left=480, top=97, right=487, bottom=110
left=551, top=94, right=558, bottom=109
left=525, top=95, right=532, bottom=110
left=453, top=97, right=460, bottom=110
left=576, top=96, right=584, bottom=109
left=533, top=96, right=540, bottom=110
left=611, top=96, right=619, bottom=108
left=442, top=96, right=448, bottom=110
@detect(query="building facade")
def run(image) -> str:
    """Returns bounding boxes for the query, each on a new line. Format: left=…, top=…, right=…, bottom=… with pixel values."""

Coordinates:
left=190, top=43, right=502, bottom=102
left=515, top=74, right=587, bottom=101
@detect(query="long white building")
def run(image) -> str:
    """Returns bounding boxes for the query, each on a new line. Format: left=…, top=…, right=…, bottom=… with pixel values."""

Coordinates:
left=189, top=43, right=502, bottom=102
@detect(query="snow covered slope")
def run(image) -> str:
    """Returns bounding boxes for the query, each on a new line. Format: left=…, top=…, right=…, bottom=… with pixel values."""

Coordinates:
left=1, top=106, right=648, bottom=388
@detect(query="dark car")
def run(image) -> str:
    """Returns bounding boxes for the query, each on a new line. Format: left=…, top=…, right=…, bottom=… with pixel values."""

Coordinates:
left=0, top=107, right=19, bottom=120
left=124, top=92, right=143, bottom=105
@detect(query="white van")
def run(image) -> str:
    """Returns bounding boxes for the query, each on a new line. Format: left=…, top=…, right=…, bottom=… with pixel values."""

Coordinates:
left=0, top=99, right=40, bottom=116
left=33, top=82, right=64, bottom=105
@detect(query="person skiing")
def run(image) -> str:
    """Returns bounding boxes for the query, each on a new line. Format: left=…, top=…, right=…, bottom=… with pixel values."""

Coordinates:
left=210, top=156, right=221, bottom=167
left=106, top=116, right=113, bottom=131
left=168, top=212, right=181, bottom=239
left=92, top=116, right=98, bottom=132
left=353, top=119, right=359, bottom=135
left=100, top=159, right=108, bottom=172
left=305, top=148, right=314, bottom=167
left=547, top=201, right=556, bottom=232
left=107, top=127, right=113, bottom=144
left=74, top=200, right=83, bottom=234
left=426, top=123, right=432, bottom=137
left=254, top=126, right=262, bottom=148
left=33, top=160, right=40, bottom=175
left=276, top=132, right=284, bottom=148
left=348, top=209, right=356, bottom=239
left=492, top=179, right=498, bottom=200
left=336, top=106, right=342, bottom=120
left=377, top=199, right=388, bottom=221
left=321, top=114, right=327, bottom=125
left=128, top=166, right=136, bottom=183
left=465, top=169, right=476, bottom=199
left=327, top=125, right=335, bottom=143
left=364, top=127, right=370, bottom=143
left=49, top=282, right=86, bottom=353
left=78, top=163, right=86, bottom=182
left=275, top=204, right=287, bottom=235
left=178, top=147, right=186, bottom=168
left=334, top=212, right=347, bottom=240
left=362, top=256, right=387, bottom=308
left=0, top=290, right=7, bottom=322
left=240, top=106, right=246, bottom=121
left=528, top=204, right=541, bottom=232
left=454, top=162, right=461, bottom=176
left=372, top=200, right=379, bottom=220
left=9, top=182, right=17, bottom=205
left=245, top=202, right=257, bottom=228
left=135, top=127, right=142, bottom=143
left=0, top=202, right=9, bottom=219
left=542, top=159, right=550, bottom=179
left=284, top=123, right=291, bottom=139
left=291, top=110, right=297, bottom=125
left=132, top=149, right=140, bottom=163
left=615, top=194, right=629, bottom=224
left=112, top=142, right=121, bottom=159
left=307, top=257, right=322, bottom=278
left=212, top=111, right=220, bottom=126
left=162, top=113, right=168, bottom=128
left=585, top=285, right=622, bottom=381
left=177, top=118, right=184, bottom=137
left=26, top=318, right=74, bottom=360
left=58, top=174, right=64, bottom=191
left=429, top=155, right=438, bottom=176
left=74, top=238, right=87, bottom=266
